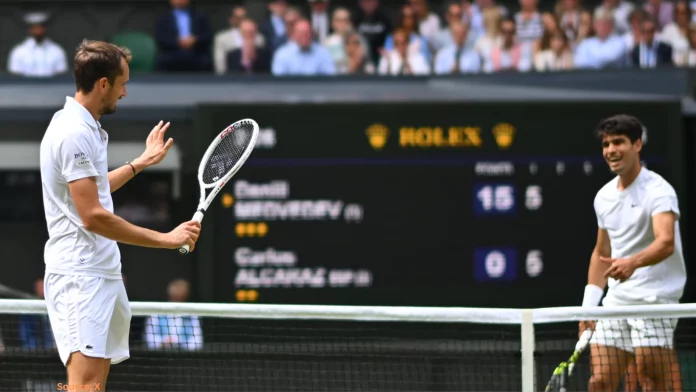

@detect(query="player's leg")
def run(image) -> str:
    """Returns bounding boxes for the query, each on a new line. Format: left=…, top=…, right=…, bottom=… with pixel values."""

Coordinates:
left=588, top=319, right=634, bottom=392
left=630, top=317, right=681, bottom=392
left=66, top=352, right=107, bottom=387
left=624, top=359, right=639, bottom=392
left=103, top=278, right=132, bottom=390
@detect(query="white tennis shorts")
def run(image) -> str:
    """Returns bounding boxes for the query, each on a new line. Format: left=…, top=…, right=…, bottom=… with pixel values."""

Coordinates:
left=590, top=317, right=678, bottom=353
left=44, top=273, right=132, bottom=366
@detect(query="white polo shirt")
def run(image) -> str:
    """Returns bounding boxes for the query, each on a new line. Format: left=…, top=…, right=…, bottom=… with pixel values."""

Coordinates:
left=8, top=37, right=67, bottom=77
left=39, top=97, right=121, bottom=279
left=594, top=167, right=686, bottom=305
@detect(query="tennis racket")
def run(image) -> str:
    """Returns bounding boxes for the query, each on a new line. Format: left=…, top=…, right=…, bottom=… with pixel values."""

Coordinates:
left=178, top=118, right=259, bottom=254
left=545, top=329, right=594, bottom=392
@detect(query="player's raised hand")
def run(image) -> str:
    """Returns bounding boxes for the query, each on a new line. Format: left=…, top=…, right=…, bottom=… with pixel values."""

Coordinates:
left=163, top=221, right=201, bottom=252
left=600, top=256, right=637, bottom=282
left=138, top=120, right=174, bottom=167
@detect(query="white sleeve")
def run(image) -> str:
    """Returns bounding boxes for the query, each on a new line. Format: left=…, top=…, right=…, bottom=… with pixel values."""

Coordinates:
left=57, top=132, right=99, bottom=183
left=594, top=194, right=605, bottom=229
left=7, top=47, right=23, bottom=75
left=650, top=184, right=680, bottom=219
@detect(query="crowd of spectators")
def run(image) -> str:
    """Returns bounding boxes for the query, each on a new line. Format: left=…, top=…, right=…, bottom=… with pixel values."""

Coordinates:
left=4, top=0, right=696, bottom=77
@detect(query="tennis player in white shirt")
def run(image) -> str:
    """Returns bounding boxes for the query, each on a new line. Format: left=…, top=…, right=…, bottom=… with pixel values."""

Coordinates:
left=39, top=39, right=201, bottom=390
left=581, top=114, right=686, bottom=392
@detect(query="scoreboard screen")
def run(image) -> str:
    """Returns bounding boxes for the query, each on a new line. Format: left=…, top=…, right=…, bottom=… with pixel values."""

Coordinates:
left=198, top=101, right=681, bottom=308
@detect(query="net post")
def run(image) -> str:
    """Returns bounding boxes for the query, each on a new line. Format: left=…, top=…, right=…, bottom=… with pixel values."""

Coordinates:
left=521, top=309, right=535, bottom=392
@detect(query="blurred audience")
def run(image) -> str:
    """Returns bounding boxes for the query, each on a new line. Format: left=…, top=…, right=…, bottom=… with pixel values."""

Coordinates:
left=534, top=30, right=575, bottom=70
left=631, top=18, right=674, bottom=67
left=434, top=21, right=483, bottom=73
left=227, top=19, right=272, bottom=74
left=7, top=12, right=67, bottom=77
left=6, top=0, right=696, bottom=78
left=155, top=0, right=213, bottom=72
left=353, top=0, right=393, bottom=65
left=574, top=9, right=626, bottom=68
left=272, top=19, right=336, bottom=75
left=484, top=17, right=533, bottom=72
left=379, top=28, right=431, bottom=74
left=214, top=6, right=265, bottom=74
left=144, top=279, right=203, bottom=351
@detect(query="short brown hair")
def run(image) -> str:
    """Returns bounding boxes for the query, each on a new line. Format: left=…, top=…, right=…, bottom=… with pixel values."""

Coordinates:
left=73, top=39, right=132, bottom=94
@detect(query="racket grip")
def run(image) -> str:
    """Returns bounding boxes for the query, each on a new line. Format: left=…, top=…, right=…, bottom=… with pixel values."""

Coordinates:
left=178, top=210, right=205, bottom=255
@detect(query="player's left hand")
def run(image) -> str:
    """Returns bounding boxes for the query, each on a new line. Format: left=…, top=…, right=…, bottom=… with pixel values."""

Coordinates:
left=138, top=120, right=174, bottom=168
left=600, top=256, right=637, bottom=282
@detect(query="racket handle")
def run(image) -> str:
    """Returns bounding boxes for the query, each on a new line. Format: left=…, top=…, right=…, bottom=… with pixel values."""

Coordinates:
left=178, top=210, right=205, bottom=255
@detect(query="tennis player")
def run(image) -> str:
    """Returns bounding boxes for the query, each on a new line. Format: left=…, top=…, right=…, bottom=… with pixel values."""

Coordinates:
left=39, top=39, right=201, bottom=390
left=581, top=114, right=686, bottom=392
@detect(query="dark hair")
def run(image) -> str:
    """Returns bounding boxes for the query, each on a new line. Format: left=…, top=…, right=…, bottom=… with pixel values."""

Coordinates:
left=74, top=39, right=132, bottom=94
left=595, top=115, right=644, bottom=142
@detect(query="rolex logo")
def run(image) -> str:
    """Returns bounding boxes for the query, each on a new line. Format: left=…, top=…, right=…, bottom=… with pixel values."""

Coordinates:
left=366, top=124, right=389, bottom=150
left=492, top=123, right=515, bottom=149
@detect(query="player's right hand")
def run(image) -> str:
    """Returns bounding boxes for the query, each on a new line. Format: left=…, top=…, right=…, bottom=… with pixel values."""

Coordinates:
left=579, top=320, right=595, bottom=337
left=164, top=220, right=201, bottom=251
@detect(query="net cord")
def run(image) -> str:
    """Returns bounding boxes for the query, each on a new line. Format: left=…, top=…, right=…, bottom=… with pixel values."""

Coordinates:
left=1, top=299, right=695, bottom=323
left=1, top=300, right=695, bottom=392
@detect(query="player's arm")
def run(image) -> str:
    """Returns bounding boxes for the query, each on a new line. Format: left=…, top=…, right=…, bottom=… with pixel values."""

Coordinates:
left=69, top=176, right=187, bottom=248
left=584, top=227, right=611, bottom=306
left=108, top=159, right=147, bottom=193
left=629, top=211, right=677, bottom=268
left=108, top=121, right=173, bottom=193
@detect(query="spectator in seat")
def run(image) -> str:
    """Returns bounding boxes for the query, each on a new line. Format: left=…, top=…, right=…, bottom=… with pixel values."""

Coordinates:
left=352, top=0, right=393, bottom=66
left=434, top=21, right=482, bottom=74
left=343, top=31, right=376, bottom=74
left=227, top=19, right=272, bottom=74
left=594, top=0, right=634, bottom=35
left=514, top=0, right=544, bottom=44
left=7, top=12, right=67, bottom=77
left=474, top=7, right=504, bottom=62
left=433, top=3, right=466, bottom=52
left=462, top=0, right=509, bottom=42
left=309, top=0, right=332, bottom=42
left=323, top=8, right=357, bottom=72
left=144, top=279, right=203, bottom=351
left=272, top=19, right=336, bottom=75
left=534, top=30, right=574, bottom=70
left=675, top=22, right=696, bottom=65
left=574, top=10, right=627, bottom=68
left=574, top=9, right=595, bottom=47
left=661, top=0, right=692, bottom=64
left=623, top=9, right=648, bottom=55
left=18, top=278, right=55, bottom=350
left=214, top=6, right=265, bottom=74
left=644, top=0, right=674, bottom=30
left=155, top=0, right=213, bottom=72
left=260, top=0, right=289, bottom=51
left=632, top=18, right=674, bottom=67
left=483, top=17, right=533, bottom=72
left=378, top=28, right=431, bottom=75
left=532, top=13, right=562, bottom=56
left=555, top=0, right=592, bottom=42
left=383, top=5, right=431, bottom=63
left=271, top=7, right=303, bottom=52
left=409, top=0, right=442, bottom=47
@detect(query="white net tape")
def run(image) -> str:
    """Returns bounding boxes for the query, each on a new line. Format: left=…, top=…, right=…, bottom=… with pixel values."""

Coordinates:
left=0, top=299, right=693, bottom=392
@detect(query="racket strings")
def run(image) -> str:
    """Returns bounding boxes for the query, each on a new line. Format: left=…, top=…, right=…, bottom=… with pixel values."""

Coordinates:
left=202, top=121, right=255, bottom=185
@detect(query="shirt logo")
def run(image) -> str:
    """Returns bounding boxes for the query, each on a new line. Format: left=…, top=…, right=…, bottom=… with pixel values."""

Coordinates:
left=74, top=152, right=91, bottom=167
left=85, top=344, right=93, bottom=350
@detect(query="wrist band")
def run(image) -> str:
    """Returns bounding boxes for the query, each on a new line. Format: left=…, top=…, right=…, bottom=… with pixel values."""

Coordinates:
left=582, top=284, right=604, bottom=307
left=126, top=162, right=137, bottom=178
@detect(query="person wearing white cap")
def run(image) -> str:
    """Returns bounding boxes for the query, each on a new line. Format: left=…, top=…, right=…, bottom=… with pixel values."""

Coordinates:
left=7, top=12, right=68, bottom=77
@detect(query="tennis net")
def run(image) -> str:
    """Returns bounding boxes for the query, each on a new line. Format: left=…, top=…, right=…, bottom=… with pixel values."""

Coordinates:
left=0, top=299, right=694, bottom=391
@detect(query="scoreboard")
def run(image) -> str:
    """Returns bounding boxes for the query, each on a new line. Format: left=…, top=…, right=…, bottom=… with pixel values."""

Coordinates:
left=197, top=101, right=682, bottom=308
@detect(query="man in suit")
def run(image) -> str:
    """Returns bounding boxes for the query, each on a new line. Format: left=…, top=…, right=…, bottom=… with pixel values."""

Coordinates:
left=260, top=0, right=289, bottom=52
left=631, top=18, right=673, bottom=68
left=227, top=19, right=271, bottom=74
left=154, top=0, right=213, bottom=72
